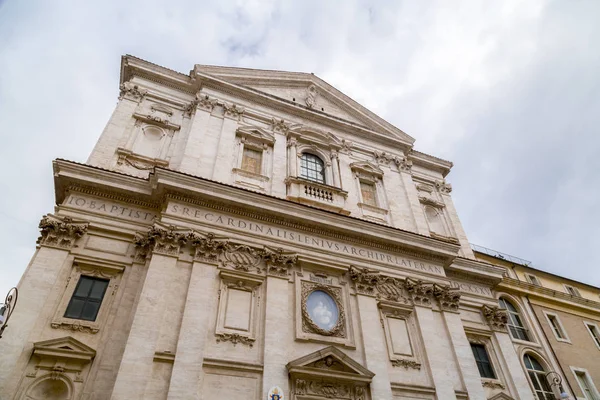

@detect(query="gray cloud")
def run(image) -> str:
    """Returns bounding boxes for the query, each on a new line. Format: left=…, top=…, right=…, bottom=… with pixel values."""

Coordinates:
left=1, top=0, right=598, bottom=299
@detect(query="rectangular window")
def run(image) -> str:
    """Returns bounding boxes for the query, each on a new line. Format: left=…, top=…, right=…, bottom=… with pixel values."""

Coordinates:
left=565, top=285, right=581, bottom=297
left=527, top=274, right=541, bottom=286
left=470, top=343, right=496, bottom=379
left=64, top=276, right=109, bottom=321
left=585, top=323, right=600, bottom=349
left=360, top=181, right=378, bottom=207
left=575, top=371, right=598, bottom=400
left=547, top=314, right=566, bottom=340
left=241, top=146, right=262, bottom=175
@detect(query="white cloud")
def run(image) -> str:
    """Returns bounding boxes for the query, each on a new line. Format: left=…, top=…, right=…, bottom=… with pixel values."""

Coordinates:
left=0, top=0, right=599, bottom=301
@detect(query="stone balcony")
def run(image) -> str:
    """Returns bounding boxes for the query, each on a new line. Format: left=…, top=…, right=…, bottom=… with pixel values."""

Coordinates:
left=285, top=177, right=349, bottom=215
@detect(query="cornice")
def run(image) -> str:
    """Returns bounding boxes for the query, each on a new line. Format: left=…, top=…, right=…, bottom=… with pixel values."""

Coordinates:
left=447, top=257, right=505, bottom=285
left=409, top=150, right=453, bottom=177
left=53, top=160, right=462, bottom=265
left=498, top=277, right=600, bottom=314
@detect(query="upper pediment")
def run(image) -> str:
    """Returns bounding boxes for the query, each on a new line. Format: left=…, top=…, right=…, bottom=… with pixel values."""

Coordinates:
left=489, top=393, right=514, bottom=400
left=33, top=336, right=96, bottom=362
left=193, top=64, right=415, bottom=146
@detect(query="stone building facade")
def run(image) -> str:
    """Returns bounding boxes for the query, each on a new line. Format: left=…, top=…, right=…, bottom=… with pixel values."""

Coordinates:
left=474, top=247, right=600, bottom=399
left=0, top=55, right=575, bottom=400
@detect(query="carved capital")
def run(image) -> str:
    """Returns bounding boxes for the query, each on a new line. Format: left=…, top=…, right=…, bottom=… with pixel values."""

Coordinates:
left=37, top=215, right=88, bottom=249
left=286, top=136, right=298, bottom=148
left=373, top=150, right=395, bottom=165
left=215, top=333, right=255, bottom=347
left=340, top=139, right=353, bottom=154
left=261, top=247, right=297, bottom=277
left=134, top=225, right=188, bottom=259
left=348, top=266, right=411, bottom=304
left=482, top=305, right=508, bottom=332
left=223, top=103, right=244, bottom=119
left=391, top=358, right=422, bottom=370
left=435, top=180, right=452, bottom=194
left=271, top=118, right=290, bottom=134
left=433, top=284, right=461, bottom=312
left=394, top=156, right=413, bottom=173
left=404, top=278, right=434, bottom=307
left=188, top=232, right=228, bottom=262
left=119, top=81, right=146, bottom=101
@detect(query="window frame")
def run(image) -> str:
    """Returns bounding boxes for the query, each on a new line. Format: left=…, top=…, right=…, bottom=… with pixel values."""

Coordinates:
left=527, top=274, right=542, bottom=286
left=299, top=152, right=326, bottom=184
left=571, top=366, right=600, bottom=400
left=564, top=284, right=581, bottom=297
left=469, top=342, right=496, bottom=379
left=359, top=180, right=379, bottom=207
left=64, top=276, right=110, bottom=321
left=499, top=297, right=532, bottom=342
left=523, top=353, right=555, bottom=400
left=583, top=321, right=600, bottom=350
left=240, top=145, right=264, bottom=175
left=543, top=311, right=571, bottom=343
left=51, top=256, right=124, bottom=334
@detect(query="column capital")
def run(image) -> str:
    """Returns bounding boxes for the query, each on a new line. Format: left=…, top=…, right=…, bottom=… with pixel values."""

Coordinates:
left=119, top=81, right=146, bottom=102
left=133, top=224, right=189, bottom=261
left=37, top=214, right=88, bottom=249
left=188, top=231, right=229, bottom=263
left=482, top=305, right=508, bottom=332
left=261, top=247, right=297, bottom=278
left=432, top=284, right=461, bottom=312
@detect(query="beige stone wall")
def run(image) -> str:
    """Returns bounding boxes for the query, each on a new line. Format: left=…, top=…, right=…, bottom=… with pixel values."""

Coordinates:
left=531, top=304, right=600, bottom=398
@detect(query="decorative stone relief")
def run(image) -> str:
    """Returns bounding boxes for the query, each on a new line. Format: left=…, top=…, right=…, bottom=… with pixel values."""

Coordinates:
left=340, top=139, right=353, bottom=154
left=223, top=244, right=262, bottom=273
left=188, top=232, right=228, bottom=262
left=295, top=379, right=352, bottom=399
left=435, top=180, right=453, bottom=194
left=185, top=93, right=217, bottom=116
left=261, top=247, right=297, bottom=277
left=482, top=380, right=506, bottom=389
left=37, top=215, right=88, bottom=249
left=271, top=118, right=291, bottom=134
left=432, top=284, right=461, bottom=312
left=348, top=266, right=411, bottom=304
left=391, top=358, right=422, bottom=370
left=119, top=81, right=147, bottom=101
left=305, top=84, right=318, bottom=109
left=134, top=225, right=188, bottom=259
left=482, top=305, right=509, bottom=332
left=404, top=278, right=435, bottom=307
left=301, top=282, right=346, bottom=337
left=394, top=156, right=413, bottom=173
left=215, top=332, right=255, bottom=347
left=50, top=321, right=99, bottom=334
left=373, top=150, right=396, bottom=166
left=223, top=103, right=244, bottom=120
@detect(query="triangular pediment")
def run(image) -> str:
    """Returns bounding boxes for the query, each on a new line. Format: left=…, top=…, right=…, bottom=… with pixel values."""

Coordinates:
left=350, top=161, right=384, bottom=177
left=236, top=124, right=276, bottom=144
left=193, top=65, right=415, bottom=146
left=489, top=393, right=514, bottom=400
left=287, top=346, right=374, bottom=382
left=33, top=336, right=96, bottom=362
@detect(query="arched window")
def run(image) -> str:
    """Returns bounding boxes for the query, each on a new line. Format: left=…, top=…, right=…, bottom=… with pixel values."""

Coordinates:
left=300, top=153, right=325, bottom=184
left=499, top=298, right=530, bottom=341
left=523, top=354, right=554, bottom=400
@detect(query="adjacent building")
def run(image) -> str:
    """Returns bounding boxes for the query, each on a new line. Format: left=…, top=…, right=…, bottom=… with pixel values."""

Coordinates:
left=0, top=55, right=592, bottom=400
left=474, top=245, right=600, bottom=400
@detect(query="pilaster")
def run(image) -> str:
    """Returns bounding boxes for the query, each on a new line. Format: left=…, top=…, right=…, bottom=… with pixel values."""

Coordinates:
left=399, top=169, right=429, bottom=235
left=212, top=103, right=244, bottom=182
left=178, top=95, right=216, bottom=175
left=0, top=215, right=88, bottom=398
left=262, top=251, right=297, bottom=400
left=110, top=226, right=187, bottom=400
left=356, top=294, right=394, bottom=400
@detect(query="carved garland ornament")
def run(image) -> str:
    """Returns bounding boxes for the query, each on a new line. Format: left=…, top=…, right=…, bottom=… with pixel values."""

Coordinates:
left=295, top=379, right=354, bottom=399
left=301, top=282, right=346, bottom=338
left=391, top=358, right=422, bottom=370
left=215, top=333, right=255, bottom=347
left=38, top=215, right=88, bottom=249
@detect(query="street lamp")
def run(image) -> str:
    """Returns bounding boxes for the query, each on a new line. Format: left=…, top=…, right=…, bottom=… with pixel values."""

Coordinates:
left=0, top=287, right=18, bottom=339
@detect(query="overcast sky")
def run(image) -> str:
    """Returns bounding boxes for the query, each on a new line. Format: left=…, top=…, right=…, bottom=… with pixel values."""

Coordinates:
left=1, top=0, right=599, bottom=300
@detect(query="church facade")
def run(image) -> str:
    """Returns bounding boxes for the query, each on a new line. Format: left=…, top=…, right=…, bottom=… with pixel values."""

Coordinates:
left=0, top=56, right=571, bottom=400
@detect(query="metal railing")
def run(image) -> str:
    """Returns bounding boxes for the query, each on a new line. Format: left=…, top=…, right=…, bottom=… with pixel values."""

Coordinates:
left=470, top=243, right=532, bottom=266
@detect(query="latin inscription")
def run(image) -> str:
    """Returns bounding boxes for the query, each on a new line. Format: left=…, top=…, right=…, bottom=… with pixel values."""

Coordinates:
left=65, top=195, right=157, bottom=222
left=167, top=202, right=445, bottom=276
left=449, top=281, right=492, bottom=297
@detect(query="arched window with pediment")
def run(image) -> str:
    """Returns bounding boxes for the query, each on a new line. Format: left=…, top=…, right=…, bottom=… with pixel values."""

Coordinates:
left=523, top=353, right=554, bottom=400
left=300, top=153, right=326, bottom=184
left=499, top=297, right=531, bottom=341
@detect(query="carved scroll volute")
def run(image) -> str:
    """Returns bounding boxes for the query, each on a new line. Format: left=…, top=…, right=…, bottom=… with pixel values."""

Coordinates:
left=261, top=247, right=297, bottom=277
left=188, top=232, right=228, bottom=263
left=37, top=214, right=88, bottom=249
left=404, top=278, right=434, bottom=307
left=433, top=284, right=461, bottom=312
left=133, top=225, right=189, bottom=261
left=348, top=266, right=380, bottom=297
left=482, top=305, right=508, bottom=332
